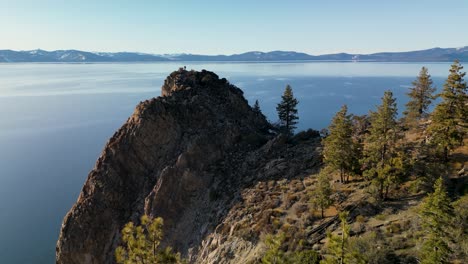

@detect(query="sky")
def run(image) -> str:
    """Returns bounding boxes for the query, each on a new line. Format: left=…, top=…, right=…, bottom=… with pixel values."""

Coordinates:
left=1, top=0, right=467, bottom=55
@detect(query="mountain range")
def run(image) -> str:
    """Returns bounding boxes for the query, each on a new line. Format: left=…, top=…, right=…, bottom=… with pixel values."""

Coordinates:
left=1, top=46, right=467, bottom=63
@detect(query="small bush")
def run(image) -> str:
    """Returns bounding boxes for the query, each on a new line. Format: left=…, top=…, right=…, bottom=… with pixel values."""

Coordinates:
left=386, top=222, right=402, bottom=234
left=375, top=213, right=387, bottom=221
left=356, top=215, right=366, bottom=224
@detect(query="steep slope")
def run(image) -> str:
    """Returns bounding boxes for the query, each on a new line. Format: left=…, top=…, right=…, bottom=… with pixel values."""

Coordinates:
left=56, top=68, right=322, bottom=264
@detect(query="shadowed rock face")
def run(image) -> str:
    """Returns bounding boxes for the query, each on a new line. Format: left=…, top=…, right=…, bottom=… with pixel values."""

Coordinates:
left=55, top=69, right=272, bottom=264
left=56, top=68, right=321, bottom=264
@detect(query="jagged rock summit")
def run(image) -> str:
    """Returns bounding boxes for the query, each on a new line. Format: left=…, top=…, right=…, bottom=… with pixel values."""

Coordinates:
left=56, top=69, right=321, bottom=264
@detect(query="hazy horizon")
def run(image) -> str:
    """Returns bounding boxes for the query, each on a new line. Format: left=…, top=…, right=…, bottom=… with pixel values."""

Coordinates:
left=2, top=45, right=468, bottom=56
left=1, top=0, right=467, bottom=55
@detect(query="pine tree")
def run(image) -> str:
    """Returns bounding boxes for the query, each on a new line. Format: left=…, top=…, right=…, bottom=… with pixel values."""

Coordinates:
left=323, top=105, right=358, bottom=183
left=403, top=67, right=436, bottom=125
left=310, top=169, right=333, bottom=218
left=427, top=60, right=468, bottom=161
left=321, top=212, right=351, bottom=264
left=276, top=85, right=299, bottom=136
left=261, top=233, right=286, bottom=264
left=451, top=195, right=468, bottom=261
left=115, top=215, right=181, bottom=264
left=253, top=99, right=262, bottom=114
left=362, top=91, right=402, bottom=200
left=419, top=177, right=453, bottom=264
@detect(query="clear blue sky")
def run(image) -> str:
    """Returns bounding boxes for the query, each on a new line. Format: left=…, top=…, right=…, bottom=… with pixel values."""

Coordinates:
left=1, top=0, right=467, bottom=55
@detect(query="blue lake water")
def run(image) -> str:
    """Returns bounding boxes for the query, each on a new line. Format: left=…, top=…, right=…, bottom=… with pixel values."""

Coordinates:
left=0, top=62, right=453, bottom=263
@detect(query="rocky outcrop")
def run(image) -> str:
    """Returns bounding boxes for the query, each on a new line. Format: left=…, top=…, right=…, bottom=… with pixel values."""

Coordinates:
left=56, top=69, right=321, bottom=264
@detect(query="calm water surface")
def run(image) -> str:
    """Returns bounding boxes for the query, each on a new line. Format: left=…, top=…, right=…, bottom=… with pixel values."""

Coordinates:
left=0, top=62, right=452, bottom=263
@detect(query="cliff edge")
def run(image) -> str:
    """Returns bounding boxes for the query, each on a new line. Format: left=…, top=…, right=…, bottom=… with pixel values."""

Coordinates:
left=56, top=69, right=321, bottom=264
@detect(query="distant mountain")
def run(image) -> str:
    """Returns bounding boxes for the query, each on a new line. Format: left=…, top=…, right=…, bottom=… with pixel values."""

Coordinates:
left=1, top=47, right=467, bottom=62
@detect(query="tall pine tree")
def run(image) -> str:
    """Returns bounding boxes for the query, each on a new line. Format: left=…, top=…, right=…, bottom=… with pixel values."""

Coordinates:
left=276, top=85, right=299, bottom=136
left=403, top=67, right=436, bottom=125
left=323, top=105, right=358, bottom=183
left=310, top=168, right=333, bottom=218
left=419, top=177, right=453, bottom=264
left=427, top=60, right=468, bottom=161
left=321, top=212, right=353, bottom=264
left=362, top=91, right=403, bottom=200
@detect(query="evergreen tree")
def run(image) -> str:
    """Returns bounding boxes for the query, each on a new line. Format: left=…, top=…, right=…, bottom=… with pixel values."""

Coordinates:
left=428, top=60, right=468, bottom=161
left=310, top=169, right=333, bottom=218
left=323, top=105, right=358, bottom=183
left=276, top=85, right=299, bottom=136
left=451, top=195, right=468, bottom=261
left=403, top=67, right=436, bottom=125
left=321, top=212, right=351, bottom=264
left=253, top=99, right=262, bottom=114
left=419, top=177, right=454, bottom=264
left=115, top=215, right=181, bottom=264
left=262, top=232, right=286, bottom=264
left=362, top=91, right=403, bottom=200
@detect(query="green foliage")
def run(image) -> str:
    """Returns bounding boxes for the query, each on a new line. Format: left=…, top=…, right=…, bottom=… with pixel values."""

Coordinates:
left=347, top=232, right=399, bottom=264
left=321, top=211, right=360, bottom=264
left=362, top=91, right=405, bottom=200
left=310, top=168, right=333, bottom=218
left=286, top=250, right=320, bottom=264
left=452, top=195, right=468, bottom=261
left=262, top=232, right=286, bottom=264
left=427, top=60, right=468, bottom=161
left=261, top=232, right=320, bottom=264
left=419, top=177, right=453, bottom=264
left=276, top=85, right=299, bottom=136
left=412, top=143, right=450, bottom=192
left=115, top=215, right=182, bottom=264
left=323, top=105, right=359, bottom=183
left=403, top=67, right=436, bottom=125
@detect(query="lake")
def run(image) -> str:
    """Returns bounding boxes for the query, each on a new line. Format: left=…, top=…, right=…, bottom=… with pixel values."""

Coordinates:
left=0, top=61, right=453, bottom=263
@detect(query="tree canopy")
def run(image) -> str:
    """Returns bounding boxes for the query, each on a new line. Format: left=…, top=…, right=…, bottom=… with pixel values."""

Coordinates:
left=276, top=85, right=299, bottom=136
left=403, top=66, right=436, bottom=125
left=427, top=60, right=467, bottom=161
left=322, top=105, right=358, bottom=183
left=419, top=177, right=454, bottom=264
left=362, top=91, right=404, bottom=200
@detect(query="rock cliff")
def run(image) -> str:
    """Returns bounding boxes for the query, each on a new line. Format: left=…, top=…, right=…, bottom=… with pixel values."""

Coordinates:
left=56, top=69, right=321, bottom=264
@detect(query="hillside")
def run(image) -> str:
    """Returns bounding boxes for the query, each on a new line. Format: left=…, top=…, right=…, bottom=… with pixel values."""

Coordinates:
left=56, top=69, right=467, bottom=264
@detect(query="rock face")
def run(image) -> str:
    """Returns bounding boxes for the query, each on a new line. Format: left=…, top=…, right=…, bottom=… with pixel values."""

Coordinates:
left=56, top=69, right=321, bottom=264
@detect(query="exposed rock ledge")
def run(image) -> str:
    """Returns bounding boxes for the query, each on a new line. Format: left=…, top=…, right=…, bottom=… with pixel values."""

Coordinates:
left=56, top=69, right=321, bottom=264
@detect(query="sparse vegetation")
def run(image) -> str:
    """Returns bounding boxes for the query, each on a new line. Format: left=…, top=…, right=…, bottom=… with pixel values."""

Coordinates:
left=114, top=62, right=467, bottom=263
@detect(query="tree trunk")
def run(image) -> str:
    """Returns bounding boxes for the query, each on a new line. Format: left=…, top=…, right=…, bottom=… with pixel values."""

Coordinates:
left=340, top=231, right=345, bottom=264
left=340, top=167, right=344, bottom=183
left=379, top=181, right=384, bottom=200
left=444, top=146, right=449, bottom=162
